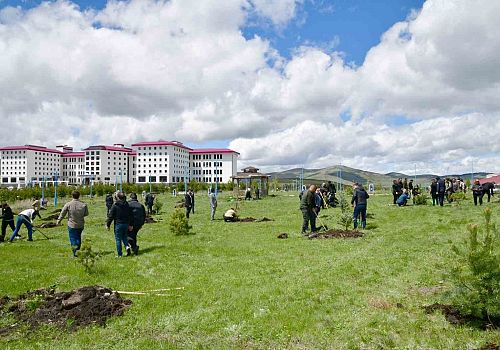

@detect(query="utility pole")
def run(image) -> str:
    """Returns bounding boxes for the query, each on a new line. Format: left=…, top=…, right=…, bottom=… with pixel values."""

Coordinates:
left=53, top=172, right=58, bottom=207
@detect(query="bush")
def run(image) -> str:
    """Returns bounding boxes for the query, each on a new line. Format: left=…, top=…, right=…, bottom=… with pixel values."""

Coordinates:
left=447, top=207, right=500, bottom=319
left=450, top=192, right=466, bottom=205
left=76, top=240, right=101, bottom=274
left=153, top=199, right=163, bottom=214
left=413, top=194, right=428, bottom=205
left=338, top=192, right=352, bottom=231
left=169, top=209, right=192, bottom=236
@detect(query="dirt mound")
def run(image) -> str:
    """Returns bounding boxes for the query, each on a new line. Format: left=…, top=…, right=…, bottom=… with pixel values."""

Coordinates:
left=479, top=343, right=499, bottom=350
left=238, top=217, right=273, bottom=222
left=145, top=216, right=157, bottom=224
left=42, top=214, right=60, bottom=221
left=49, top=209, right=62, bottom=215
left=308, top=230, right=363, bottom=239
left=277, top=233, right=288, bottom=239
left=38, top=222, right=57, bottom=228
left=0, top=286, right=132, bottom=334
left=424, top=303, right=499, bottom=329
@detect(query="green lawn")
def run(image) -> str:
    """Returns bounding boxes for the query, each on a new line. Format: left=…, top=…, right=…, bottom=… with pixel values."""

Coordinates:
left=0, top=192, right=499, bottom=349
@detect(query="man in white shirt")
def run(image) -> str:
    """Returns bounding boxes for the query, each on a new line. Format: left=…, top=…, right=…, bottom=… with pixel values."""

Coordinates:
left=9, top=208, right=41, bottom=242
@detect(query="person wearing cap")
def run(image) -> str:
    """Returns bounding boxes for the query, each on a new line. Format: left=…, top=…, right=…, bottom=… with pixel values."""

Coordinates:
left=56, top=191, right=89, bottom=257
left=471, top=179, right=484, bottom=206
left=127, top=192, right=146, bottom=255
left=106, top=192, right=133, bottom=257
left=9, top=208, right=42, bottom=242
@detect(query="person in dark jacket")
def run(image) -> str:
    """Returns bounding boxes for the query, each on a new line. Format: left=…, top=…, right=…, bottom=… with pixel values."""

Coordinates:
left=314, top=188, right=323, bottom=215
left=127, top=193, right=146, bottom=255
left=185, top=189, right=193, bottom=218
left=106, top=192, right=133, bottom=257
left=482, top=182, right=494, bottom=203
left=1, top=203, right=15, bottom=242
left=392, top=180, right=401, bottom=205
left=351, top=183, right=369, bottom=229
left=436, top=177, right=446, bottom=207
left=471, top=180, right=484, bottom=206
left=145, top=192, right=154, bottom=215
left=300, top=185, right=317, bottom=234
left=105, top=193, right=114, bottom=214
left=189, top=189, right=195, bottom=213
left=430, top=179, right=438, bottom=206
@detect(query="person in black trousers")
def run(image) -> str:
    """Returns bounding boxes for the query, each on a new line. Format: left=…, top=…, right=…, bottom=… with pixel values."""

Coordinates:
left=430, top=179, right=438, bottom=206
left=127, top=193, right=146, bottom=255
left=436, top=177, right=446, bottom=206
left=1, top=203, right=15, bottom=242
left=185, top=189, right=193, bottom=218
left=471, top=180, right=484, bottom=206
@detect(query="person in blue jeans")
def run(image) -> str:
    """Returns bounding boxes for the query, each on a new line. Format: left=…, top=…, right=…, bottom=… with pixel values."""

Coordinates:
left=106, top=192, right=133, bottom=257
left=351, top=183, right=369, bottom=229
left=9, top=208, right=41, bottom=242
left=57, top=191, right=89, bottom=257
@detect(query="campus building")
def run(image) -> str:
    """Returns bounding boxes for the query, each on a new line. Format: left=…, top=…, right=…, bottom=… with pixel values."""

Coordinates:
left=0, top=141, right=238, bottom=187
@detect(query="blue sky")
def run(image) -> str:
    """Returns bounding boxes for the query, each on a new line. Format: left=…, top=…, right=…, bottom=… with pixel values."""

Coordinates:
left=2, top=0, right=425, bottom=66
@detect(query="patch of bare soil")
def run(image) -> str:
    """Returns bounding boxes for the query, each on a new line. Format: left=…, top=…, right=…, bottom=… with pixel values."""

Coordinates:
left=308, top=230, right=363, bottom=239
left=145, top=216, right=157, bottom=224
left=0, top=286, right=132, bottom=335
left=42, top=214, right=60, bottom=221
left=424, top=303, right=499, bottom=330
left=237, top=217, right=273, bottom=222
left=277, top=233, right=288, bottom=239
left=48, top=209, right=61, bottom=215
left=37, top=222, right=57, bottom=228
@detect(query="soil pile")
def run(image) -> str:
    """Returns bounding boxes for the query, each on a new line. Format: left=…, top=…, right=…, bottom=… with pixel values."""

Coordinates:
left=0, top=286, right=132, bottom=334
left=424, top=303, right=499, bottom=329
left=38, top=222, right=57, bottom=228
left=308, top=230, right=363, bottom=239
left=41, top=214, right=60, bottom=221
left=238, top=217, right=273, bottom=222
left=479, top=343, right=499, bottom=350
left=277, top=233, right=288, bottom=239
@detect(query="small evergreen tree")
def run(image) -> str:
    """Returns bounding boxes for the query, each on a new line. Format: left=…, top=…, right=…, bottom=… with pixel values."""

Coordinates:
left=76, top=240, right=101, bottom=274
left=338, top=192, right=353, bottom=231
left=447, top=207, right=500, bottom=320
left=169, top=209, right=193, bottom=235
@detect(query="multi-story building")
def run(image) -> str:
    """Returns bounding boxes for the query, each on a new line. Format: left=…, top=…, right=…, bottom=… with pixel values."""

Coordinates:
left=0, top=141, right=239, bottom=187
left=189, top=148, right=239, bottom=184
left=131, top=141, right=191, bottom=184
left=82, top=144, right=134, bottom=184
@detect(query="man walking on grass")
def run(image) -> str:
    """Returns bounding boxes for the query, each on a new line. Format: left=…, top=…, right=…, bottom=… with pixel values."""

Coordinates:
left=209, top=188, right=217, bottom=221
left=107, top=192, right=133, bottom=257
left=300, top=185, right=317, bottom=234
left=127, top=193, right=146, bottom=255
left=56, top=191, right=89, bottom=257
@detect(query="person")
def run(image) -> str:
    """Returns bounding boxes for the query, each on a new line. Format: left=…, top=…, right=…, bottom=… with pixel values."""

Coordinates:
left=209, top=188, right=217, bottom=221
left=351, top=183, right=369, bottom=229
left=314, top=188, right=323, bottom=215
left=31, top=196, right=41, bottom=211
left=255, top=187, right=260, bottom=200
left=1, top=203, right=15, bottom=242
left=245, top=188, right=252, bottom=200
left=184, top=189, right=193, bottom=218
left=105, top=193, right=114, bottom=214
left=9, top=208, right=42, bottom=242
left=327, top=180, right=337, bottom=207
left=436, top=176, right=446, bottom=207
left=189, top=189, right=195, bottom=213
left=145, top=192, right=154, bottom=215
left=56, top=191, right=89, bottom=257
left=471, top=180, right=484, bottom=206
left=127, top=193, right=146, bottom=255
left=106, top=192, right=133, bottom=257
left=300, top=185, right=317, bottom=234
left=403, top=178, right=408, bottom=192
left=408, top=179, right=414, bottom=197
left=392, top=180, right=401, bottom=205
left=482, top=182, right=494, bottom=203
left=223, top=208, right=237, bottom=222
left=430, top=178, right=438, bottom=206
left=396, top=190, right=410, bottom=206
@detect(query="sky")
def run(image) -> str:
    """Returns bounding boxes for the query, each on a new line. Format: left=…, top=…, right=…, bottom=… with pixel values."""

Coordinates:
left=0, top=0, right=499, bottom=176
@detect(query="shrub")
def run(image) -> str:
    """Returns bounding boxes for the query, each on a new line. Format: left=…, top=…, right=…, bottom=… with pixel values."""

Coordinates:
left=413, top=194, right=428, bottom=205
left=447, top=207, right=500, bottom=320
left=450, top=192, right=466, bottom=205
left=338, top=192, right=352, bottom=231
left=76, top=240, right=101, bottom=274
left=153, top=199, right=163, bottom=214
left=169, top=209, right=193, bottom=236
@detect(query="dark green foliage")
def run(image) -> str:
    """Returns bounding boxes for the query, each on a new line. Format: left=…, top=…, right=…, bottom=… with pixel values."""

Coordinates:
left=338, top=192, right=352, bottom=231
left=448, top=207, right=500, bottom=319
left=153, top=199, right=163, bottom=214
left=450, top=192, right=466, bottom=205
left=76, top=241, right=101, bottom=274
left=414, top=194, right=428, bottom=205
left=169, top=209, right=192, bottom=236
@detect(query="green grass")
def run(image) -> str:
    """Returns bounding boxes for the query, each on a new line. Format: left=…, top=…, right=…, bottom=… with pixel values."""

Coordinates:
left=0, top=192, right=499, bottom=349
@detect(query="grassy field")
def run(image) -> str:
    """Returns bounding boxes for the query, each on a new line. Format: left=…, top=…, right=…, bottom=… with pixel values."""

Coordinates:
left=0, top=191, right=499, bottom=349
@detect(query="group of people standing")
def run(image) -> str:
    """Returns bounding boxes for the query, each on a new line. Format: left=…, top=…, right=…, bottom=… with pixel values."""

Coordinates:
left=392, top=178, right=421, bottom=206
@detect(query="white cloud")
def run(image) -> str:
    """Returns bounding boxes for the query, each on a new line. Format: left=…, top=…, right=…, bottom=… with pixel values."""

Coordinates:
left=0, top=0, right=500, bottom=175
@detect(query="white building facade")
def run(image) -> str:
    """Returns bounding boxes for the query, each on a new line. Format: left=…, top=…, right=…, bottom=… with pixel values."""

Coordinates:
left=0, top=141, right=239, bottom=187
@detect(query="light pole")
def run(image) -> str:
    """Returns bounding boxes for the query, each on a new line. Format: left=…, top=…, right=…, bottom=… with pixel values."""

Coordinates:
left=89, top=175, right=93, bottom=198
left=53, top=172, right=59, bottom=207
left=41, top=176, right=45, bottom=205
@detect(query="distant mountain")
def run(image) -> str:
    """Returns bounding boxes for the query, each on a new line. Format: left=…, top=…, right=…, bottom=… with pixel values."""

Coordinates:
left=269, top=166, right=495, bottom=189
